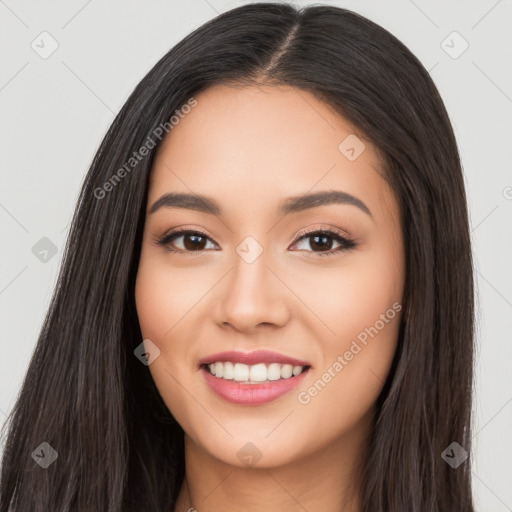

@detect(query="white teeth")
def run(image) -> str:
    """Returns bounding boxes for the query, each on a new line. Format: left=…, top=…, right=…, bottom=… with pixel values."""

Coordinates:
left=205, top=362, right=307, bottom=382
left=233, top=363, right=249, bottom=381
left=281, top=364, right=293, bottom=379
left=223, top=361, right=234, bottom=379
left=292, top=365, right=303, bottom=376
left=267, top=363, right=282, bottom=381
left=249, top=363, right=268, bottom=382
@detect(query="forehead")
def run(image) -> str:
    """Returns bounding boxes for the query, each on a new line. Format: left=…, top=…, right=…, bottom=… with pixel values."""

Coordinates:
left=149, top=83, right=394, bottom=221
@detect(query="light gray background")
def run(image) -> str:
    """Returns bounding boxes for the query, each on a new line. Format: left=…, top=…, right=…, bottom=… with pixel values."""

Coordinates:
left=1, top=0, right=511, bottom=509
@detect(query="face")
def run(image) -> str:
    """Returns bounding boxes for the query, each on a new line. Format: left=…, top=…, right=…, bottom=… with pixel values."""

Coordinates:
left=135, top=83, right=405, bottom=468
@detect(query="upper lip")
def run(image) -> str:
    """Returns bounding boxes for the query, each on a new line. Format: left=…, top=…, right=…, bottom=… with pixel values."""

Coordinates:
left=199, top=350, right=312, bottom=368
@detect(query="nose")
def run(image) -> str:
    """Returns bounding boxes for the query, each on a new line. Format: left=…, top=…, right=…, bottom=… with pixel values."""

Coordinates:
left=213, top=249, right=290, bottom=333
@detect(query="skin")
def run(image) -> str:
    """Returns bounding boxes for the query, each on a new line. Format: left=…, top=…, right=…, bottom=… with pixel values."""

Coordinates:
left=135, top=83, right=405, bottom=512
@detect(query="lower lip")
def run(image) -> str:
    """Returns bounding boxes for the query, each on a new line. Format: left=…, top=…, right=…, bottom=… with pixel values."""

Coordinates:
left=200, top=366, right=310, bottom=405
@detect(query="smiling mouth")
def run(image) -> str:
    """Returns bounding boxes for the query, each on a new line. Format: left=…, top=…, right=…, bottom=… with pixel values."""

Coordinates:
left=200, top=362, right=311, bottom=384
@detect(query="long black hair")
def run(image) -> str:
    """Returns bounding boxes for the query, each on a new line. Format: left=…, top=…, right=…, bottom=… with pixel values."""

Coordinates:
left=0, top=3, right=475, bottom=511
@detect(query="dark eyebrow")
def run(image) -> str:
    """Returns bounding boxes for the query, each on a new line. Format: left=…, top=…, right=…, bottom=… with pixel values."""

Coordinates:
left=149, top=190, right=372, bottom=217
left=149, top=193, right=221, bottom=216
left=278, top=190, right=371, bottom=217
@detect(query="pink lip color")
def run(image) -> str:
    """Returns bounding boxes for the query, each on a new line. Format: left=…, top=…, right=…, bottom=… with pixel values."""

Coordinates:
left=200, top=366, right=310, bottom=405
left=198, top=350, right=311, bottom=367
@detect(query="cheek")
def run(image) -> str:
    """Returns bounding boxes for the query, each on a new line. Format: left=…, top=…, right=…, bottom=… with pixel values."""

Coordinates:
left=288, top=247, right=403, bottom=353
left=332, top=260, right=401, bottom=344
left=289, top=247, right=402, bottom=407
left=135, top=254, right=205, bottom=342
left=289, top=280, right=401, bottom=459
left=134, top=255, right=213, bottom=426
left=136, top=272, right=172, bottom=342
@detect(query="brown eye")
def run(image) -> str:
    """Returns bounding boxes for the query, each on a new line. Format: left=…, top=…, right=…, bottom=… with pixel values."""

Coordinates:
left=157, top=230, right=218, bottom=254
left=290, top=229, right=356, bottom=256
left=181, top=233, right=208, bottom=251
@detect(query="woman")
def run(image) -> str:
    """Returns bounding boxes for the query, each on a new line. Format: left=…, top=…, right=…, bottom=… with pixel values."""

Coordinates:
left=0, top=3, right=475, bottom=511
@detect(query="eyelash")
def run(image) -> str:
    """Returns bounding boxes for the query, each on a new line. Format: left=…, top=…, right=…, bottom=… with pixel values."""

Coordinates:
left=155, top=226, right=357, bottom=257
